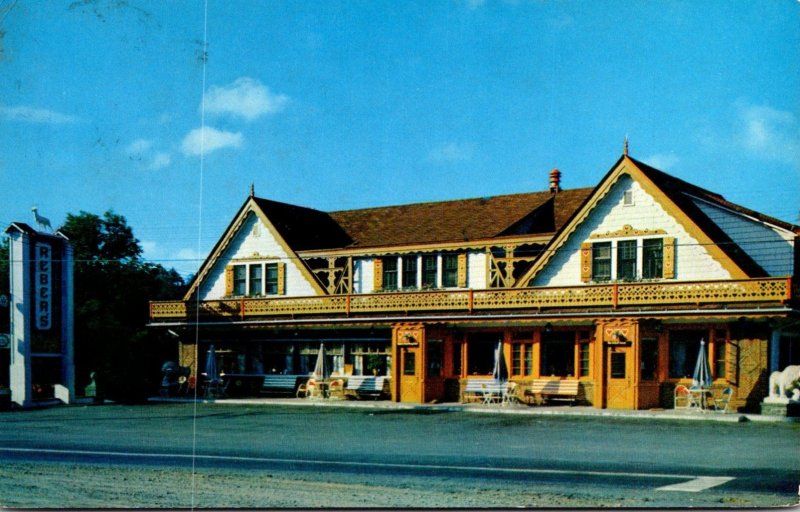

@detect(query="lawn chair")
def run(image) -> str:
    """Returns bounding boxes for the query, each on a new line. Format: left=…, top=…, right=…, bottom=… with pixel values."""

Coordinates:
left=328, top=378, right=345, bottom=400
left=502, top=381, right=520, bottom=406
left=713, top=387, right=734, bottom=413
left=674, top=384, right=698, bottom=409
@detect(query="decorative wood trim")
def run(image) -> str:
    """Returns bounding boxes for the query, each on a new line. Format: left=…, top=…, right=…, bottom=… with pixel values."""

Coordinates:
left=373, top=258, right=383, bottom=291
left=663, top=237, right=675, bottom=279
left=224, top=265, right=234, bottom=296
left=589, top=224, right=666, bottom=239
left=580, top=242, right=592, bottom=283
left=457, top=253, right=467, bottom=288
left=277, top=262, right=286, bottom=295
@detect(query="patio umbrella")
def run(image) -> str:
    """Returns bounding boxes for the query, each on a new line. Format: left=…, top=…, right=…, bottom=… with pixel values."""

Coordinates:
left=691, top=338, right=712, bottom=389
left=491, top=341, right=508, bottom=384
left=205, top=344, right=219, bottom=384
left=311, top=342, right=330, bottom=380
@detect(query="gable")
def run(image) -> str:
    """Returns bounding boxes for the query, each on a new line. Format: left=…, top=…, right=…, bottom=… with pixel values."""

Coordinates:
left=185, top=200, right=325, bottom=300
left=529, top=175, right=732, bottom=286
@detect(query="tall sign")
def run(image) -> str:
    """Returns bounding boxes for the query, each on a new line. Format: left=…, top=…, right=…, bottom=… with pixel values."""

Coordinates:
left=5, top=223, right=74, bottom=407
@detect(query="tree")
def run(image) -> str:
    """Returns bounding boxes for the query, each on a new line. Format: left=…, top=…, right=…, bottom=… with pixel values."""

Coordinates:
left=61, top=211, right=185, bottom=402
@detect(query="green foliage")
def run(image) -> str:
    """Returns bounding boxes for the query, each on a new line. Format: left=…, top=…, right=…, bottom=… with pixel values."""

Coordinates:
left=60, top=210, right=185, bottom=403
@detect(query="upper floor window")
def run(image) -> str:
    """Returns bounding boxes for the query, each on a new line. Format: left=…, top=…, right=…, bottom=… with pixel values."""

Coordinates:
left=402, top=256, right=418, bottom=288
left=582, top=236, right=673, bottom=283
left=422, top=255, right=438, bottom=288
left=616, top=240, right=637, bottom=280
left=442, top=254, right=459, bottom=288
left=381, top=257, right=399, bottom=290
left=591, top=242, right=612, bottom=282
left=642, top=238, right=663, bottom=279
left=227, top=261, right=285, bottom=296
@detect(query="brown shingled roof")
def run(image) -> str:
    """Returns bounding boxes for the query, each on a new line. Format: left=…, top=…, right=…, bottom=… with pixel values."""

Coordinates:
left=327, top=188, right=593, bottom=249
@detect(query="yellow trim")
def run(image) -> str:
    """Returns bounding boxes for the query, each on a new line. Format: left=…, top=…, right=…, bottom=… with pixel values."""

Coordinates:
left=518, top=156, right=749, bottom=286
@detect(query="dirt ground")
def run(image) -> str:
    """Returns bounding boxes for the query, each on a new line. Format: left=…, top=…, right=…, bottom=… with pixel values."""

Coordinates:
left=0, top=460, right=789, bottom=509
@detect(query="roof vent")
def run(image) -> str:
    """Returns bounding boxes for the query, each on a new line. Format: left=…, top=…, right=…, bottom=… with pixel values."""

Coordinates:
left=549, top=168, right=561, bottom=194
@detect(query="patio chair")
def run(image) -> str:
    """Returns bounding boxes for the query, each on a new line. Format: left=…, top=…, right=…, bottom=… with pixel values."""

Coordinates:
left=674, top=384, right=698, bottom=409
left=328, top=379, right=345, bottom=400
left=713, top=387, right=734, bottom=413
left=502, top=382, right=520, bottom=406
left=305, top=378, right=323, bottom=399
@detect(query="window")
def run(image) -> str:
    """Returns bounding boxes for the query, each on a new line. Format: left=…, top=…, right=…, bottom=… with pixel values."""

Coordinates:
left=579, top=341, right=591, bottom=377
left=540, top=332, right=575, bottom=377
left=669, top=330, right=706, bottom=379
left=642, top=238, right=663, bottom=279
left=641, top=337, right=658, bottom=380
left=233, top=265, right=247, bottom=296
left=467, top=333, right=499, bottom=375
left=452, top=340, right=462, bottom=377
left=427, top=340, right=442, bottom=377
left=610, top=352, right=626, bottom=378
left=265, top=263, right=279, bottom=295
left=714, top=335, right=726, bottom=379
left=592, top=242, right=612, bottom=282
left=442, top=254, right=459, bottom=287
left=512, top=332, right=534, bottom=377
left=249, top=264, right=262, bottom=296
left=382, top=257, right=398, bottom=290
left=402, top=256, right=418, bottom=288
left=623, top=190, right=634, bottom=206
left=422, top=255, right=438, bottom=288
left=616, top=240, right=637, bottom=280
left=403, top=350, right=416, bottom=376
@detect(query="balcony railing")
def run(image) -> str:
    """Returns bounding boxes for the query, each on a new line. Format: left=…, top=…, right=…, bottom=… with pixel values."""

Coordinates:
left=150, top=277, right=794, bottom=321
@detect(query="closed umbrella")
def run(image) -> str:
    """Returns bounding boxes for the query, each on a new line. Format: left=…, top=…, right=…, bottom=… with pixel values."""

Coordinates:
left=205, top=344, right=221, bottom=398
left=691, top=338, right=713, bottom=409
left=491, top=341, right=508, bottom=384
left=691, top=339, right=712, bottom=389
left=311, top=342, right=330, bottom=380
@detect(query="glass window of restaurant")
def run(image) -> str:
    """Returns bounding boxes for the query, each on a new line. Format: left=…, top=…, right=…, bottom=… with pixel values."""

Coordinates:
left=540, top=331, right=576, bottom=377
left=467, top=332, right=500, bottom=375
left=511, top=331, right=534, bottom=377
left=668, top=329, right=707, bottom=379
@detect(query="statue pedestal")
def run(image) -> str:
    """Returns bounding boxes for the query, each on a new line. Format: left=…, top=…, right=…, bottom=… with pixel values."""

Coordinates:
left=761, top=397, right=800, bottom=417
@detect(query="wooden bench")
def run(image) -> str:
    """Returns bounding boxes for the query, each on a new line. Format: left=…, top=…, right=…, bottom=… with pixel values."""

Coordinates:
left=261, top=375, right=301, bottom=395
left=344, top=376, right=389, bottom=399
left=525, top=379, right=580, bottom=405
left=463, top=379, right=506, bottom=404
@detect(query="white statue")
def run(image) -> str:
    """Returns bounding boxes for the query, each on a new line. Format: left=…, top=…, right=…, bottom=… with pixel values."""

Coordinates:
left=31, top=206, right=52, bottom=232
left=768, top=365, right=800, bottom=401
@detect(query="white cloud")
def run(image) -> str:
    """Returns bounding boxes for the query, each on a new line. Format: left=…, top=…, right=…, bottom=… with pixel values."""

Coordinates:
left=642, top=152, right=680, bottom=171
left=203, top=77, right=289, bottom=121
left=126, top=138, right=153, bottom=155
left=428, top=142, right=474, bottom=163
left=0, top=104, right=78, bottom=124
left=181, top=126, right=243, bottom=156
left=141, top=240, right=159, bottom=258
left=149, top=152, right=172, bottom=170
left=466, top=0, right=486, bottom=9
left=735, top=101, right=799, bottom=166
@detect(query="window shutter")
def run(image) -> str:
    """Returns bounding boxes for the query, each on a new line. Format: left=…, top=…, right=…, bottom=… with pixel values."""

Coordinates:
left=663, top=237, right=675, bottom=279
left=373, top=258, right=383, bottom=291
left=580, top=242, right=592, bottom=283
left=457, top=253, right=467, bottom=288
left=225, top=265, right=234, bottom=296
left=277, top=262, right=286, bottom=295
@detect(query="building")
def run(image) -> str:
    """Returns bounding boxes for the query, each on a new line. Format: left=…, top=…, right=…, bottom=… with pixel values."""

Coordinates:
left=148, top=152, right=800, bottom=411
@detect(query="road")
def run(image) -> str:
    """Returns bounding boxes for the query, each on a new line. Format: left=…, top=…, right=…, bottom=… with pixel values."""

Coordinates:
left=0, top=403, right=798, bottom=508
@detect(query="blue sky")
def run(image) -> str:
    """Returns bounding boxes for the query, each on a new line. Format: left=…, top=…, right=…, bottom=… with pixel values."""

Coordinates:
left=1, top=0, right=798, bottom=277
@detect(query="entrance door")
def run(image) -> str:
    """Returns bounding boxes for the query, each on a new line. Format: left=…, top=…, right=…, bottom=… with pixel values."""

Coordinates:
left=606, top=345, right=635, bottom=409
left=399, top=345, right=422, bottom=402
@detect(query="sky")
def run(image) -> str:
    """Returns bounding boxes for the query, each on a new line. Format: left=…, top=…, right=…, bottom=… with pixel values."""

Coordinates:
left=1, top=0, right=798, bottom=277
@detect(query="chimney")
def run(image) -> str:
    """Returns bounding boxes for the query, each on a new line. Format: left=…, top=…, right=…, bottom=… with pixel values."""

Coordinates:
left=549, top=168, right=561, bottom=194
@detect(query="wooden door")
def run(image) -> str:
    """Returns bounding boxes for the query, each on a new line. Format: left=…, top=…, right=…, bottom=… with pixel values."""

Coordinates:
left=399, top=345, right=422, bottom=402
left=606, top=345, right=635, bottom=409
